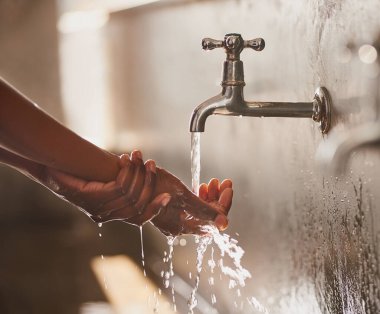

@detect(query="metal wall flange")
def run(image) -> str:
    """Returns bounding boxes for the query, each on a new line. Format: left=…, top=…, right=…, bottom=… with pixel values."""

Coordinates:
left=312, top=87, right=332, bottom=134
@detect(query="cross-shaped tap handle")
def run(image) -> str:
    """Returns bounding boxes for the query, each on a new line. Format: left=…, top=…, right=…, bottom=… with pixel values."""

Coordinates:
left=202, top=33, right=265, bottom=60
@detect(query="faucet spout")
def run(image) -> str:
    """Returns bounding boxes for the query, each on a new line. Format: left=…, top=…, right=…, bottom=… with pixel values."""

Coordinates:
left=190, top=93, right=227, bottom=132
left=190, top=33, right=332, bottom=134
left=190, top=85, right=331, bottom=133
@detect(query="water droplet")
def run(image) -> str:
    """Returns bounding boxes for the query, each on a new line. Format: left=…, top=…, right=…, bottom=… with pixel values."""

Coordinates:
left=180, top=238, right=187, bottom=246
left=208, top=277, right=214, bottom=285
left=98, top=223, right=102, bottom=227
left=229, top=279, right=237, bottom=289
left=211, top=294, right=217, bottom=304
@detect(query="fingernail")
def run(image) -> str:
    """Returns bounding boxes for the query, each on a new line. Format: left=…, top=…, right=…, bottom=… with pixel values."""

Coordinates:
left=215, top=214, right=228, bottom=231
left=161, top=195, right=171, bottom=207
left=146, top=160, right=156, bottom=174
left=134, top=150, right=142, bottom=160
left=119, top=154, right=129, bottom=166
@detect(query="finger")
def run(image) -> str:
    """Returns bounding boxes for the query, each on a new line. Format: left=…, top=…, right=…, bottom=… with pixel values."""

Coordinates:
left=198, top=183, right=208, bottom=201
left=103, top=205, right=138, bottom=221
left=181, top=213, right=228, bottom=234
left=133, top=160, right=156, bottom=213
left=99, top=167, right=146, bottom=213
left=125, top=150, right=145, bottom=202
left=125, top=193, right=171, bottom=226
left=214, top=214, right=229, bottom=231
left=218, top=187, right=233, bottom=214
left=81, top=181, right=121, bottom=208
left=117, top=156, right=134, bottom=194
left=118, top=153, right=130, bottom=167
left=48, top=169, right=120, bottom=207
left=100, top=191, right=134, bottom=214
left=220, top=179, right=232, bottom=193
left=207, top=178, right=220, bottom=201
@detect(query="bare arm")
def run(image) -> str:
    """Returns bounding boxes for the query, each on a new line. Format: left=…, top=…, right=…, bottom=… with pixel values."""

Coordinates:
left=0, top=78, right=119, bottom=182
left=0, top=78, right=233, bottom=234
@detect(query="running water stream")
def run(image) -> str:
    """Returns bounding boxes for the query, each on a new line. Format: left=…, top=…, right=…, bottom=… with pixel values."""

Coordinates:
left=139, top=226, right=146, bottom=277
left=98, top=223, right=108, bottom=290
left=148, top=132, right=266, bottom=313
left=187, top=132, right=268, bottom=313
left=191, top=132, right=201, bottom=195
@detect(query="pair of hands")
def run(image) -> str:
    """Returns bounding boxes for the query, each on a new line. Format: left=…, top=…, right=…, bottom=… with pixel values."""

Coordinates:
left=43, top=151, right=233, bottom=236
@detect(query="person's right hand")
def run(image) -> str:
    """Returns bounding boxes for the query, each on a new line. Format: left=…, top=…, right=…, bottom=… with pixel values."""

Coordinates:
left=150, top=169, right=233, bottom=236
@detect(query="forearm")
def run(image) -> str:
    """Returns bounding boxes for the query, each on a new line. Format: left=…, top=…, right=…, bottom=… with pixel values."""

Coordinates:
left=0, top=78, right=119, bottom=182
left=0, top=147, right=46, bottom=183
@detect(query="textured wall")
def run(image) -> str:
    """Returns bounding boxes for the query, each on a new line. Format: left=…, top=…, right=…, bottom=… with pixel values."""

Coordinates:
left=108, top=1, right=380, bottom=313
left=1, top=0, right=380, bottom=313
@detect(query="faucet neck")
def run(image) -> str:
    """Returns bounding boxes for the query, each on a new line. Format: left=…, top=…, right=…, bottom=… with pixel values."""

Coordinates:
left=222, top=60, right=245, bottom=87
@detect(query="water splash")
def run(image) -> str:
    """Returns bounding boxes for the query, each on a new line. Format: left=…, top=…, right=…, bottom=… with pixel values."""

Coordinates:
left=202, top=225, right=251, bottom=287
left=188, top=234, right=213, bottom=313
left=202, top=225, right=268, bottom=313
left=163, top=236, right=177, bottom=312
left=247, top=296, right=269, bottom=313
left=139, top=225, right=146, bottom=277
left=98, top=223, right=107, bottom=290
left=191, top=132, right=201, bottom=195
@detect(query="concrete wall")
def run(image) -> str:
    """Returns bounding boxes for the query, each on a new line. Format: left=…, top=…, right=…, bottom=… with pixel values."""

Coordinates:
left=1, top=0, right=380, bottom=313
left=108, top=1, right=380, bottom=313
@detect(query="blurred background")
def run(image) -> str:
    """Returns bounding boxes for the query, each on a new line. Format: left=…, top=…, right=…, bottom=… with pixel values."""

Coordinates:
left=1, top=0, right=380, bottom=313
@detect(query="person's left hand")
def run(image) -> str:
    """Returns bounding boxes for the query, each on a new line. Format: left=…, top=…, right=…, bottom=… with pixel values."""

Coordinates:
left=40, top=152, right=171, bottom=224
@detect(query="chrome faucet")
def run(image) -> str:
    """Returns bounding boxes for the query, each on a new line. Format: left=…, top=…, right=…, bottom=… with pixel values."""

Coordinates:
left=190, top=33, right=332, bottom=134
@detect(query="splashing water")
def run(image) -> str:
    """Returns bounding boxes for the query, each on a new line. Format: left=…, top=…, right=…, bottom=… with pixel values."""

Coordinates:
left=191, top=132, right=201, bottom=195
left=163, top=236, right=177, bottom=312
left=139, top=226, right=146, bottom=277
left=247, top=296, right=269, bottom=314
left=151, top=131, right=267, bottom=313
left=98, top=223, right=108, bottom=290
left=188, top=234, right=213, bottom=313
left=202, top=225, right=251, bottom=287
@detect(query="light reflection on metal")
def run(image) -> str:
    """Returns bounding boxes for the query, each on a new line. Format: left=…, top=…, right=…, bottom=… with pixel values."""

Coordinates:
left=190, top=34, right=332, bottom=134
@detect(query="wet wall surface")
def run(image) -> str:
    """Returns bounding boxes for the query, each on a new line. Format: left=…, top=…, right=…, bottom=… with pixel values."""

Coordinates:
left=0, top=0, right=380, bottom=313
left=109, top=1, right=380, bottom=313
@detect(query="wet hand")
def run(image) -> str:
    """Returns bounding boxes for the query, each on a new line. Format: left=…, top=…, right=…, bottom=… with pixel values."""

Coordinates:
left=151, top=170, right=233, bottom=236
left=42, top=150, right=171, bottom=224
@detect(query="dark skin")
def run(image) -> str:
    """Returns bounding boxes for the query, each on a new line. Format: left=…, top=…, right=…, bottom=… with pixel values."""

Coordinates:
left=0, top=78, right=233, bottom=236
